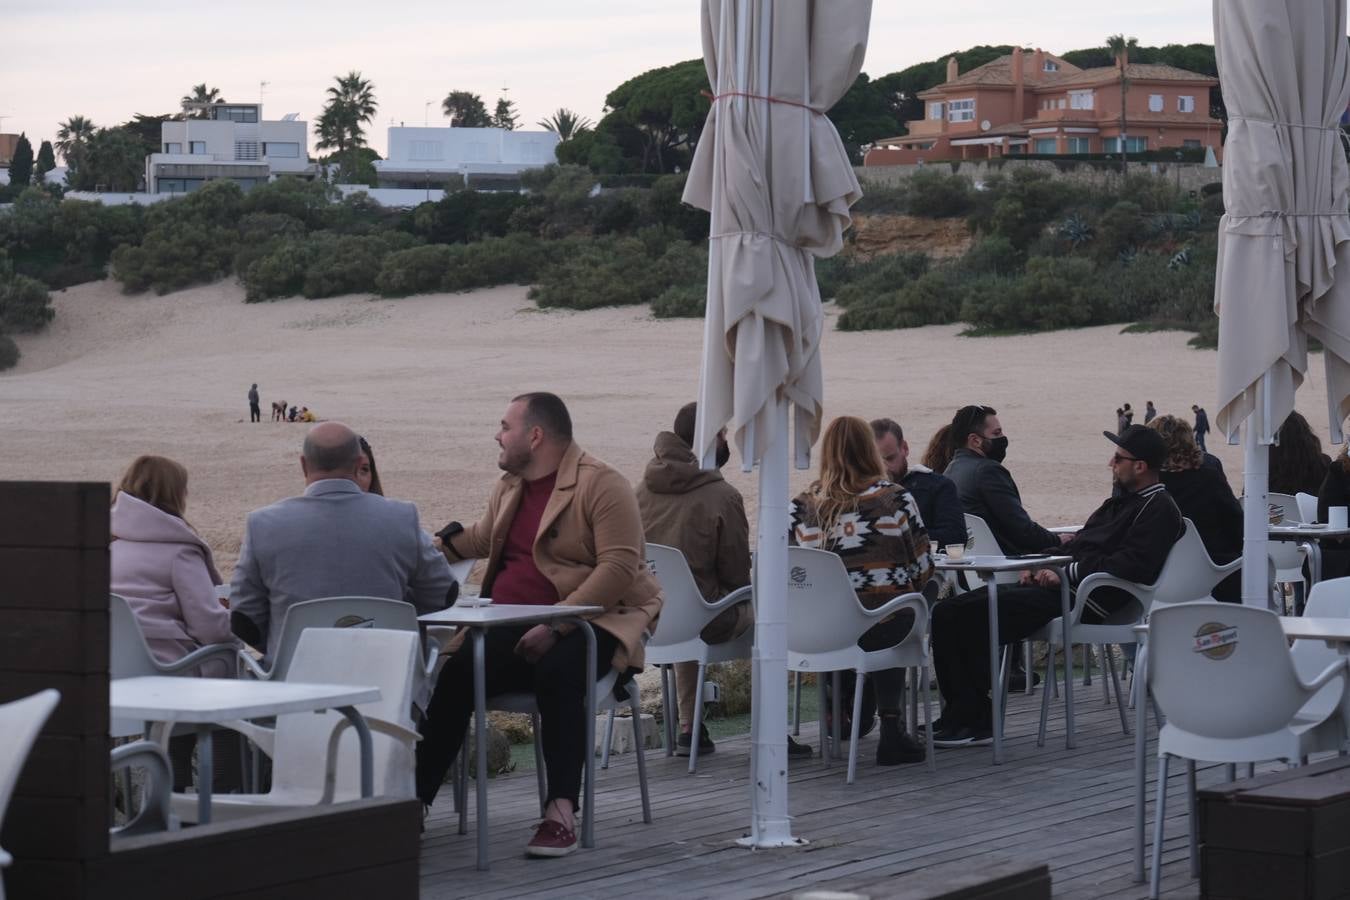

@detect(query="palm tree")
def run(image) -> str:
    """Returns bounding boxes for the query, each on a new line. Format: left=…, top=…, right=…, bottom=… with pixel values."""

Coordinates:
left=180, top=84, right=224, bottom=118
left=54, top=115, right=96, bottom=165
left=1106, top=34, right=1138, bottom=174
left=324, top=71, right=377, bottom=150
left=537, top=108, right=594, bottom=141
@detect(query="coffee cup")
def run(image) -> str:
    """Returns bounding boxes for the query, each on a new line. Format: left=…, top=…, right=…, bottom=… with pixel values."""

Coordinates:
left=1331, top=506, right=1348, bottom=530
left=945, top=543, right=965, bottom=561
left=929, top=541, right=941, bottom=559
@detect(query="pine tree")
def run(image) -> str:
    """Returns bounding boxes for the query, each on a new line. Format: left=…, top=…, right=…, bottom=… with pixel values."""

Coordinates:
left=7, top=134, right=33, bottom=188
left=35, top=140, right=56, bottom=176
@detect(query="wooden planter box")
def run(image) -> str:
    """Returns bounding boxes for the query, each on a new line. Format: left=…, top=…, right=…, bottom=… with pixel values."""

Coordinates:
left=1198, top=757, right=1350, bottom=900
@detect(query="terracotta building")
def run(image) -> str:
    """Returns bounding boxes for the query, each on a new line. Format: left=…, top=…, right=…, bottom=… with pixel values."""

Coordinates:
left=864, top=48, right=1222, bottom=165
left=0, top=134, right=19, bottom=166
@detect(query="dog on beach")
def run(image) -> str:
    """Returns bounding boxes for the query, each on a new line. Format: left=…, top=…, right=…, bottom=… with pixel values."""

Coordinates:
left=271, top=400, right=288, bottom=422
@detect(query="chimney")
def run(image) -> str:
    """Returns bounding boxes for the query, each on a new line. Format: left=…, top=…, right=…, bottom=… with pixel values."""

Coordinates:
left=1033, top=47, right=1045, bottom=78
left=947, top=57, right=959, bottom=83
left=1012, top=47, right=1025, bottom=117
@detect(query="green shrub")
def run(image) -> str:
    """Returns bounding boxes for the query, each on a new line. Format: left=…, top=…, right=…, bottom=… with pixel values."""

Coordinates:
left=832, top=252, right=930, bottom=308
left=645, top=174, right=709, bottom=241
left=0, top=333, right=18, bottom=371
left=967, top=168, right=1088, bottom=250
left=241, top=241, right=310, bottom=302
left=241, top=178, right=335, bottom=229
left=837, top=268, right=963, bottom=330
left=409, top=190, right=529, bottom=244
left=376, top=244, right=455, bottom=297
left=903, top=169, right=974, bottom=217
left=442, top=233, right=553, bottom=292
left=849, top=182, right=908, bottom=215
left=1093, top=201, right=1144, bottom=264
left=961, top=235, right=1023, bottom=276
left=961, top=256, right=1107, bottom=332
left=111, top=221, right=238, bottom=294
left=0, top=272, right=54, bottom=332
left=530, top=235, right=694, bottom=310
left=301, top=232, right=418, bottom=299
left=651, top=283, right=706, bottom=318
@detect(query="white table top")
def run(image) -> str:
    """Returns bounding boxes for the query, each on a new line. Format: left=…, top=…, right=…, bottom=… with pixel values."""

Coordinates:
left=418, top=603, right=605, bottom=626
left=1270, top=524, right=1350, bottom=538
left=1280, top=617, right=1350, bottom=642
left=932, top=554, right=1072, bottom=572
left=110, top=676, right=379, bottom=722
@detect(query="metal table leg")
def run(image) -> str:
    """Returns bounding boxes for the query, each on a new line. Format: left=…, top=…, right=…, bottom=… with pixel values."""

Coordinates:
left=336, top=705, right=374, bottom=797
left=196, top=722, right=213, bottom=825
left=988, top=579, right=1003, bottom=764
left=1134, top=640, right=1149, bottom=883
left=473, top=628, right=488, bottom=871
left=580, top=620, right=596, bottom=849
left=1060, top=567, right=1075, bottom=749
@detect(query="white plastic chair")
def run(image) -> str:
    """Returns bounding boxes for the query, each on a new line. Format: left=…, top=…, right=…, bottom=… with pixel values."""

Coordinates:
left=644, top=543, right=752, bottom=773
left=172, top=627, right=421, bottom=823
left=1289, top=577, right=1350, bottom=751
left=1296, top=492, right=1320, bottom=524
left=0, top=689, right=60, bottom=900
left=242, top=596, right=435, bottom=682
left=1248, top=495, right=1310, bottom=612
left=1145, top=603, right=1348, bottom=899
left=110, top=593, right=241, bottom=738
left=1031, top=520, right=1238, bottom=746
left=785, top=546, right=935, bottom=783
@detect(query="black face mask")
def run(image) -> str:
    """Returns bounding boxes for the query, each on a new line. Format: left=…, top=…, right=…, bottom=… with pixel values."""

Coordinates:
left=715, top=440, right=731, bottom=469
left=983, top=435, right=1009, bottom=463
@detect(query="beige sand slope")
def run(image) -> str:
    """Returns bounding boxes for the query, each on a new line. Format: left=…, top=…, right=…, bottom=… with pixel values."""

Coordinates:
left=0, top=279, right=1332, bottom=576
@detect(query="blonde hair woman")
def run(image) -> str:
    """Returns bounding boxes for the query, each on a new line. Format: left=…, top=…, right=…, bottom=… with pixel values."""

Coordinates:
left=790, top=416, right=934, bottom=765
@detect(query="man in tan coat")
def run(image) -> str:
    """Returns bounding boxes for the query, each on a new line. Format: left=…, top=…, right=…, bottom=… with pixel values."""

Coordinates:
left=415, top=392, right=662, bottom=857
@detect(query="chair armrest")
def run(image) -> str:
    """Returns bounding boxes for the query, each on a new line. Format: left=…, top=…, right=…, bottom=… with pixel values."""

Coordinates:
left=319, top=715, right=420, bottom=803
left=236, top=652, right=272, bottom=680
left=862, top=592, right=929, bottom=641
left=1074, top=572, right=1154, bottom=626
left=1303, top=658, right=1349, bottom=695
left=158, top=643, right=243, bottom=676
left=110, top=740, right=177, bottom=835
left=1214, top=556, right=1242, bottom=578
left=708, top=585, right=752, bottom=614
left=425, top=625, right=457, bottom=652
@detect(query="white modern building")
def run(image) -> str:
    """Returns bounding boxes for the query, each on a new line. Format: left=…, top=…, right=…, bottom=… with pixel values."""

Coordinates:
left=372, top=126, right=559, bottom=190
left=145, top=104, right=315, bottom=194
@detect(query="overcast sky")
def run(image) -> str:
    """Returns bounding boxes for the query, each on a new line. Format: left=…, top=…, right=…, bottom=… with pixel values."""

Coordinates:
left=2, top=2, right=1214, bottom=157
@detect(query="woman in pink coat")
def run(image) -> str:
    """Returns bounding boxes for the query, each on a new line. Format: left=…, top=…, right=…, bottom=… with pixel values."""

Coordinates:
left=111, top=455, right=235, bottom=676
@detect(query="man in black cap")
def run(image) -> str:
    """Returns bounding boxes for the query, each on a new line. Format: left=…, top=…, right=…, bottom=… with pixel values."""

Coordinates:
left=929, top=425, right=1185, bottom=746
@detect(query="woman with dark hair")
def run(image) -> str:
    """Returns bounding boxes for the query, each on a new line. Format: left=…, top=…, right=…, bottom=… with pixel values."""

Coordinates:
left=921, top=424, right=954, bottom=474
left=1316, top=440, right=1350, bottom=580
left=790, top=415, right=933, bottom=766
left=1148, top=416, right=1242, bottom=601
left=1270, top=411, right=1331, bottom=497
left=356, top=436, right=384, bottom=496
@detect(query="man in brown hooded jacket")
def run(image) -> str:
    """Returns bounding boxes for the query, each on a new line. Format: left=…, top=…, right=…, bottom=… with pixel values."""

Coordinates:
left=636, top=402, right=752, bottom=758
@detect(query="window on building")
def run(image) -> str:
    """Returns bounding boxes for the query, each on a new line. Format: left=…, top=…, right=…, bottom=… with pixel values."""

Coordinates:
left=1034, top=137, right=1058, bottom=154
left=158, top=177, right=205, bottom=194
left=189, top=141, right=206, bottom=155
left=1103, top=136, right=1149, bottom=153
left=163, top=142, right=182, bottom=154
left=234, top=141, right=260, bottom=161
left=409, top=140, right=443, bottom=161
left=1183, top=139, right=1202, bottom=149
left=928, top=101, right=944, bottom=120
left=212, top=105, right=259, bottom=124
left=1067, top=136, right=1091, bottom=154
left=1057, top=98, right=1066, bottom=109
left=1178, top=95, right=1196, bottom=113
left=1148, top=94, right=1164, bottom=112
left=263, top=142, right=300, bottom=158
left=1044, top=60, right=1059, bottom=72
left=947, top=98, right=975, bottom=123
left=1069, top=90, right=1094, bottom=110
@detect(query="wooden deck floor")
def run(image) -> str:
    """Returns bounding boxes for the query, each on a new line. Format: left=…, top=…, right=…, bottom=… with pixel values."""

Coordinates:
left=418, top=686, right=1236, bottom=899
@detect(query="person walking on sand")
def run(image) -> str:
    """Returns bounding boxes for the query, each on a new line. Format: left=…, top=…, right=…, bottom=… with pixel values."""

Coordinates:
left=1192, top=404, right=1211, bottom=452
left=1144, top=401, right=1156, bottom=425
left=248, top=384, right=261, bottom=423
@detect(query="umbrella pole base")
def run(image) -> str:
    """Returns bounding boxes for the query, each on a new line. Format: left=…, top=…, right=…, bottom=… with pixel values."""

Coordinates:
left=736, top=834, right=809, bottom=849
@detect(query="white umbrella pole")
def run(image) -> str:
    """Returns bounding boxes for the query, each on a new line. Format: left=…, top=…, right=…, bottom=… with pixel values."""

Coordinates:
left=1240, top=419, right=1271, bottom=608
left=739, top=395, right=803, bottom=848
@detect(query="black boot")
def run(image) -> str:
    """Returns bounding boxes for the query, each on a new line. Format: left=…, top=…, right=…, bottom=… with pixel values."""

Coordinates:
left=875, top=712, right=925, bottom=765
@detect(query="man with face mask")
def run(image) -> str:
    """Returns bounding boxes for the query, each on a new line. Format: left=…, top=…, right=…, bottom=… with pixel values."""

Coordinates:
left=635, top=401, right=769, bottom=759
left=943, top=404, right=1062, bottom=556
left=929, top=425, right=1184, bottom=746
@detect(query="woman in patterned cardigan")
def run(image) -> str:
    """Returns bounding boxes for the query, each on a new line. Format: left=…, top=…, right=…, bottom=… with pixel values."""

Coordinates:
left=790, top=415, right=934, bottom=765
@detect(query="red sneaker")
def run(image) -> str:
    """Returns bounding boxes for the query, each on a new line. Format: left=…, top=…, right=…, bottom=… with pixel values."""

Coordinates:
left=525, top=819, right=578, bottom=858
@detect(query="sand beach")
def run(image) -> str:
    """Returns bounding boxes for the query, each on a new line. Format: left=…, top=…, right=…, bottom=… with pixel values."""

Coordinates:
left=0, top=280, right=1327, bottom=576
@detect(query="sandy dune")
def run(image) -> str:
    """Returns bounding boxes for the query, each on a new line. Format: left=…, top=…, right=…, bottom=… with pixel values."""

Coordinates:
left=1, top=279, right=1332, bottom=576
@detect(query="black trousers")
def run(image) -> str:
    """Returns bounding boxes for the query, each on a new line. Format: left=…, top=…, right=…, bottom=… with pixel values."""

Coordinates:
left=931, top=586, right=1064, bottom=726
left=415, top=623, right=619, bottom=807
left=249, top=402, right=261, bottom=422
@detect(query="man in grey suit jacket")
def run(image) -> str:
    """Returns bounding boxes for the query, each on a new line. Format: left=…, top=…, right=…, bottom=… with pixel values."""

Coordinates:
left=231, top=422, right=456, bottom=659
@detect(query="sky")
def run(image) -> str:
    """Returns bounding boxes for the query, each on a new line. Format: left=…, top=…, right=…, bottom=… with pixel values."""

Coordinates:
left=1, top=1, right=1214, bottom=158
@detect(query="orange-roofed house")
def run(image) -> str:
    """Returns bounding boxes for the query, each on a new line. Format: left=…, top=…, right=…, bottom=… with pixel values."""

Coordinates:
left=864, top=48, right=1222, bottom=165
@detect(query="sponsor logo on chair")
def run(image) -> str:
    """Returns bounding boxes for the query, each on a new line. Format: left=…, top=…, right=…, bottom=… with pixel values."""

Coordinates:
left=790, top=566, right=808, bottom=586
left=1192, top=622, right=1238, bottom=660
left=334, top=615, right=375, bottom=629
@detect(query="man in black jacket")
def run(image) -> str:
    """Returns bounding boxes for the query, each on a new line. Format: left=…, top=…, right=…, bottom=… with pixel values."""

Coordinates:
left=871, top=417, right=966, bottom=549
left=930, top=425, right=1185, bottom=746
left=943, top=405, right=1062, bottom=555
